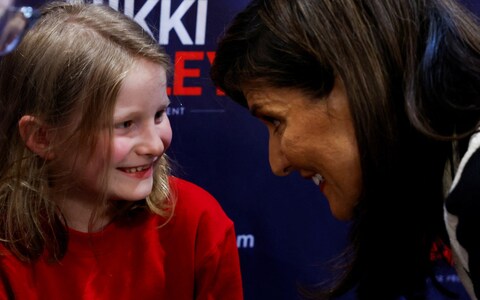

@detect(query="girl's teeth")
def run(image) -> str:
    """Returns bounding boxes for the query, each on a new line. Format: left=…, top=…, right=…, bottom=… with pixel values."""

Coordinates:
left=125, top=166, right=148, bottom=173
left=312, top=174, right=324, bottom=186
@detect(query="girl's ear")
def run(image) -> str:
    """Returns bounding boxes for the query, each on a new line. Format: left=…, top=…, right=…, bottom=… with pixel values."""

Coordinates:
left=18, top=115, right=56, bottom=160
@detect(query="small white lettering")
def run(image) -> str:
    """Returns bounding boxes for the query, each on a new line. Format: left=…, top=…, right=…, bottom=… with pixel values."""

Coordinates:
left=237, top=234, right=255, bottom=249
left=166, top=106, right=186, bottom=116
left=435, top=274, right=461, bottom=283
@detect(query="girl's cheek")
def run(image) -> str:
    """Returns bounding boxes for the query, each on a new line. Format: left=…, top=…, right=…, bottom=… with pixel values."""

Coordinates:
left=160, top=119, right=173, bottom=150
left=111, top=138, right=132, bottom=162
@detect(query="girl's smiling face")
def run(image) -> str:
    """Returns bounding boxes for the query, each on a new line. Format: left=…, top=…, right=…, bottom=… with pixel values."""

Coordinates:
left=245, top=79, right=362, bottom=220
left=108, top=58, right=172, bottom=201
left=53, top=58, right=172, bottom=205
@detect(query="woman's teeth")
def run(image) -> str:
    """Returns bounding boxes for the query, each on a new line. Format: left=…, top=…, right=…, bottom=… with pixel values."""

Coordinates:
left=312, top=174, right=324, bottom=186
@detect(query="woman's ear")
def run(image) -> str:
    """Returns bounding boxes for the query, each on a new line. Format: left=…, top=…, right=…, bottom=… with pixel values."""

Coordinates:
left=18, top=115, right=56, bottom=160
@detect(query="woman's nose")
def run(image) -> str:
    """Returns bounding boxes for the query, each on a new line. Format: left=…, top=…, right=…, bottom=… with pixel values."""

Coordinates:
left=268, top=138, right=291, bottom=176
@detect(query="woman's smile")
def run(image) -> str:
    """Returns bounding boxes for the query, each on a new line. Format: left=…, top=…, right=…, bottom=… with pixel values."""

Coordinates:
left=245, top=79, right=362, bottom=220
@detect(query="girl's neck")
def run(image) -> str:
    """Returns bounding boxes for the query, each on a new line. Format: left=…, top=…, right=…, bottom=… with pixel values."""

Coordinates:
left=53, top=189, right=113, bottom=233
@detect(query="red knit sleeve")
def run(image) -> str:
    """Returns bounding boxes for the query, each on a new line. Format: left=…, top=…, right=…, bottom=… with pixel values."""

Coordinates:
left=194, top=224, right=243, bottom=300
left=169, top=177, right=244, bottom=299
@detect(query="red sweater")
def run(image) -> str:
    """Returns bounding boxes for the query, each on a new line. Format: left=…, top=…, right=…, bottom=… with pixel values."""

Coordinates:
left=0, top=177, right=243, bottom=300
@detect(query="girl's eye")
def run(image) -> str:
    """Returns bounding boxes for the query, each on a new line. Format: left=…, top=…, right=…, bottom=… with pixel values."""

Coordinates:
left=155, top=110, right=166, bottom=122
left=115, top=120, right=133, bottom=129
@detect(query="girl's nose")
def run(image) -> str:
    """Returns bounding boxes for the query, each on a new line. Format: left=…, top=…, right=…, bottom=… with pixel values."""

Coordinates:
left=136, top=121, right=172, bottom=157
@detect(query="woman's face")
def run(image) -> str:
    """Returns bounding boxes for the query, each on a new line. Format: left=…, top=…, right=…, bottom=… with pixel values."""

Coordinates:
left=245, top=79, right=361, bottom=220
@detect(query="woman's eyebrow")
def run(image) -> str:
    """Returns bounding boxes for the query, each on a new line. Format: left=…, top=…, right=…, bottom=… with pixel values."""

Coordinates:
left=249, top=103, right=261, bottom=117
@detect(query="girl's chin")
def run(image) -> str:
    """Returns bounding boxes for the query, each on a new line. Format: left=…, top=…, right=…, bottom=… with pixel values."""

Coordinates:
left=109, top=189, right=153, bottom=202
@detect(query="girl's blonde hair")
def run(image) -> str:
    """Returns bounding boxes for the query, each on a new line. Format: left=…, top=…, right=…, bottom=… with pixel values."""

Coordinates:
left=0, top=1, right=173, bottom=261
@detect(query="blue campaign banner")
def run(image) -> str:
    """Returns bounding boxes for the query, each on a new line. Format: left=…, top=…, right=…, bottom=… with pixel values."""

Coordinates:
left=23, top=0, right=477, bottom=299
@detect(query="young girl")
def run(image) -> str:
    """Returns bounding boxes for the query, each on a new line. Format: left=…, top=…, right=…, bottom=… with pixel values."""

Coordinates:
left=0, top=1, right=243, bottom=299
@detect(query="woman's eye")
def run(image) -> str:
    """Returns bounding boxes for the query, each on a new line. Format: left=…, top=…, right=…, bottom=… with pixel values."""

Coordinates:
left=262, top=116, right=281, bottom=128
left=115, top=120, right=133, bottom=129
